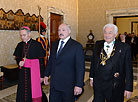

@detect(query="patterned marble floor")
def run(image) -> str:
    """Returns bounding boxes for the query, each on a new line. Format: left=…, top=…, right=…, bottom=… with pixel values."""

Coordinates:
left=0, top=80, right=138, bottom=102
left=0, top=72, right=92, bottom=102
left=0, top=61, right=138, bottom=102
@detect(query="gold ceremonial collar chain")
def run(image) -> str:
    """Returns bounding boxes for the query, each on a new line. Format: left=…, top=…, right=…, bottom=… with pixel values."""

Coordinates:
left=100, top=47, right=116, bottom=66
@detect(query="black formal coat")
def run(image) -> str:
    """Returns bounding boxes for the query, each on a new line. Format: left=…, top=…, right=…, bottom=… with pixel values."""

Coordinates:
left=89, top=40, right=133, bottom=101
left=44, top=38, right=85, bottom=91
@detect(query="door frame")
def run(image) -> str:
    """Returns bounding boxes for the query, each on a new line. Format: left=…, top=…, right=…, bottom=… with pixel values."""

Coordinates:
left=106, top=8, right=138, bottom=23
left=47, top=7, right=65, bottom=44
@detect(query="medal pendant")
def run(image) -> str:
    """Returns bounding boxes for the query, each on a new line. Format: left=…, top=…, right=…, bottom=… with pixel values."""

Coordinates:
left=101, top=60, right=106, bottom=66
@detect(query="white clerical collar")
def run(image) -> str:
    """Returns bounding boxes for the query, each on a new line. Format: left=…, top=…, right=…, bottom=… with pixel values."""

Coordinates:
left=25, top=38, right=31, bottom=44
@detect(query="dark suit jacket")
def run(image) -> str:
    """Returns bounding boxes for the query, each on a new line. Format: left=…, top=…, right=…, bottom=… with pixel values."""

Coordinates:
left=89, top=40, right=133, bottom=92
left=44, top=38, right=85, bottom=91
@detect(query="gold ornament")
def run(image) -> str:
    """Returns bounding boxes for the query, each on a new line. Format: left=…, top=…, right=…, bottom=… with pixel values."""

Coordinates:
left=100, top=48, right=115, bottom=66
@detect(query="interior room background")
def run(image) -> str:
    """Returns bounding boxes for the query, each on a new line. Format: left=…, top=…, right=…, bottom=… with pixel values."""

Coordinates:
left=1, top=0, right=138, bottom=66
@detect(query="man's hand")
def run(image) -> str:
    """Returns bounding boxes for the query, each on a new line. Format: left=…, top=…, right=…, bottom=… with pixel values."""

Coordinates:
left=41, top=78, right=44, bottom=83
left=44, top=76, right=49, bottom=85
left=74, top=86, right=82, bottom=95
left=124, top=90, right=132, bottom=99
left=90, top=78, right=93, bottom=87
left=19, top=61, right=25, bottom=67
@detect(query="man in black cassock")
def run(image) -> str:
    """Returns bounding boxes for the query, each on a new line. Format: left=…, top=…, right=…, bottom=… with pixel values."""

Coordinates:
left=13, top=26, right=46, bottom=102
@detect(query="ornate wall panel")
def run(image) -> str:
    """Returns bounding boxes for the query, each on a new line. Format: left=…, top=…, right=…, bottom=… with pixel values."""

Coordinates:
left=0, top=8, right=43, bottom=31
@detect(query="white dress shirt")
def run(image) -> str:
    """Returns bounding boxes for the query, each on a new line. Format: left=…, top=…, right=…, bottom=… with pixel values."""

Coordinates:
left=104, top=39, right=115, bottom=56
left=57, top=36, right=70, bottom=53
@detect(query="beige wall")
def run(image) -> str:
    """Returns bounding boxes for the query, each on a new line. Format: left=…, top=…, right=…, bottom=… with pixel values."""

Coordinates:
left=78, top=0, right=138, bottom=47
left=116, top=17, right=138, bottom=35
left=116, top=18, right=132, bottom=34
left=2, top=0, right=138, bottom=66
left=0, top=0, right=77, bottom=66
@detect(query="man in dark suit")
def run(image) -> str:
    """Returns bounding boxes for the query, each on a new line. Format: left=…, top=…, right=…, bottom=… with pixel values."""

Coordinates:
left=129, top=33, right=138, bottom=60
left=89, top=24, right=133, bottom=102
left=44, top=23, right=85, bottom=102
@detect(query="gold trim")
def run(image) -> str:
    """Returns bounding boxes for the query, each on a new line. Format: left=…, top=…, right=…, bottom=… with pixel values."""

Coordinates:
left=100, top=48, right=115, bottom=66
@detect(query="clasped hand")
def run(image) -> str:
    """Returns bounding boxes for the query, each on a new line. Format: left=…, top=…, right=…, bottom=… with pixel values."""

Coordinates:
left=74, top=86, right=82, bottom=95
left=19, top=61, right=25, bottom=67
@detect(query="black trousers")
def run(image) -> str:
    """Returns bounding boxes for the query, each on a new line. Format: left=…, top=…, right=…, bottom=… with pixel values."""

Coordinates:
left=93, top=83, right=124, bottom=102
left=93, top=86, right=112, bottom=102
left=49, top=87, right=74, bottom=102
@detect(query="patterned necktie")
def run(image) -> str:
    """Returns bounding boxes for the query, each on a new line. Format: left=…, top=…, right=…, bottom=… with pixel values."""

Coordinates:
left=57, top=41, right=64, bottom=56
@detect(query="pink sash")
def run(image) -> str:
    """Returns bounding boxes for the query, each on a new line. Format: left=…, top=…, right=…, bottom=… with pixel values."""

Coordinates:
left=24, top=59, right=42, bottom=102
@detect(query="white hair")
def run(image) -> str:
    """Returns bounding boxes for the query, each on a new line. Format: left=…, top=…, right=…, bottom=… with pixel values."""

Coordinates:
left=103, top=23, right=118, bottom=34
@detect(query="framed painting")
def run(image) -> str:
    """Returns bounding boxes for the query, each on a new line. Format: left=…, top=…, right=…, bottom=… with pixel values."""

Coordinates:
left=0, top=8, right=43, bottom=31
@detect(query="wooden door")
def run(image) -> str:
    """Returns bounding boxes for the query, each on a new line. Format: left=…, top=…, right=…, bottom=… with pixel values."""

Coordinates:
left=50, top=13, right=63, bottom=46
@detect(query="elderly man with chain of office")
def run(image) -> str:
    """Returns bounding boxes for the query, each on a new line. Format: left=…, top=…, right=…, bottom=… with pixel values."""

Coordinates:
left=89, top=23, right=133, bottom=102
